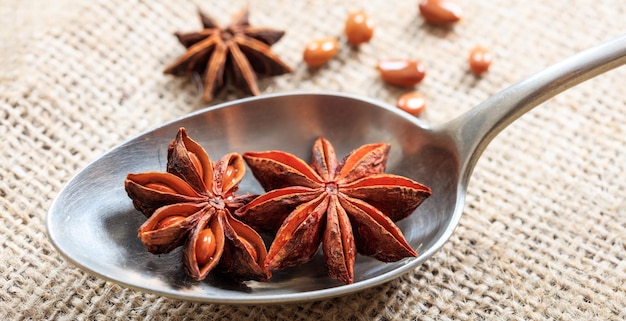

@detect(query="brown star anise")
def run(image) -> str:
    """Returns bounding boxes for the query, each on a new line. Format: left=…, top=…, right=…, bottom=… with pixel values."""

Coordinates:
left=164, top=7, right=292, bottom=102
left=235, top=138, right=432, bottom=284
left=124, top=128, right=269, bottom=282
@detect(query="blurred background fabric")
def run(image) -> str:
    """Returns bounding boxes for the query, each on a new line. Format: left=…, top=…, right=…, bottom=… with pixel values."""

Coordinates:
left=1, top=0, right=625, bottom=319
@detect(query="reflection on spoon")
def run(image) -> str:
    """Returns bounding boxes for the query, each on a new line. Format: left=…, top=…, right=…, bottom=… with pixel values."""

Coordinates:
left=47, top=35, right=626, bottom=304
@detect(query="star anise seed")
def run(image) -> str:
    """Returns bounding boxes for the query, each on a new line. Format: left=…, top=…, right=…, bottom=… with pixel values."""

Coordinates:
left=235, top=138, right=432, bottom=284
left=124, top=128, right=269, bottom=282
left=164, top=7, right=292, bottom=102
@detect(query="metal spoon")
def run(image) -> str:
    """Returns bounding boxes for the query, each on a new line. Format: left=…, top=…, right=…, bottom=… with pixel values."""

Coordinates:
left=47, top=35, right=626, bottom=304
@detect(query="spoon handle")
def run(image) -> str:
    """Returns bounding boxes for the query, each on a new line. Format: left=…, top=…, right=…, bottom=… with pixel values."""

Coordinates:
left=443, top=34, right=626, bottom=185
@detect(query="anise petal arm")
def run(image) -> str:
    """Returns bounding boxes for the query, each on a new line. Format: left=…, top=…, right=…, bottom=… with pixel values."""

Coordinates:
left=227, top=41, right=261, bottom=96
left=338, top=196, right=418, bottom=262
left=310, top=137, right=338, bottom=181
left=138, top=202, right=206, bottom=254
left=323, top=195, right=356, bottom=284
left=228, top=6, right=250, bottom=28
left=212, top=152, right=246, bottom=196
left=163, top=34, right=219, bottom=75
left=235, top=186, right=319, bottom=233
left=340, top=174, right=432, bottom=221
left=167, top=128, right=214, bottom=194
left=183, top=208, right=225, bottom=280
left=336, top=143, right=390, bottom=184
left=125, top=172, right=202, bottom=216
left=243, top=27, right=285, bottom=46
left=265, top=194, right=329, bottom=270
left=234, top=35, right=292, bottom=75
left=218, top=211, right=270, bottom=281
left=201, top=41, right=228, bottom=102
left=225, top=193, right=258, bottom=212
left=243, top=150, right=324, bottom=190
left=174, top=30, right=215, bottom=48
left=198, top=9, right=220, bottom=29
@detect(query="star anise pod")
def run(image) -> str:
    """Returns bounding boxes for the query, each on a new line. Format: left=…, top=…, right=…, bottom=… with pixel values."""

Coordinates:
left=164, top=7, right=292, bottom=102
left=124, top=128, right=269, bottom=282
left=235, top=138, right=432, bottom=284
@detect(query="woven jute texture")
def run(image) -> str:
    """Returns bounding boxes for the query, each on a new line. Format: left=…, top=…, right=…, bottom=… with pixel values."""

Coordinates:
left=2, top=0, right=626, bottom=319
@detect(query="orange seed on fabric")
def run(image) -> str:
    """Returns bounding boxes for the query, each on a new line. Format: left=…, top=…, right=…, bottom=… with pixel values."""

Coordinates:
left=469, top=45, right=493, bottom=75
left=303, top=38, right=339, bottom=67
left=396, top=92, right=427, bottom=116
left=345, top=11, right=375, bottom=46
left=418, top=0, right=462, bottom=25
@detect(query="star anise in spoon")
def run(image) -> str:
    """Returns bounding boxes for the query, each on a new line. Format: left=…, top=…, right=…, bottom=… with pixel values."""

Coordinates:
left=124, top=128, right=269, bottom=282
left=235, top=138, right=432, bottom=284
left=164, top=7, right=292, bottom=102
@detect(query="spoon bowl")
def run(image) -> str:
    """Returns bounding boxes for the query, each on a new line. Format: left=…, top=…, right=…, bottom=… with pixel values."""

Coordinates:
left=47, top=35, right=626, bottom=304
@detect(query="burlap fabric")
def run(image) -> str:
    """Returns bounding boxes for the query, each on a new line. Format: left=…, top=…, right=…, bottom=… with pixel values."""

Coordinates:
left=2, top=0, right=625, bottom=319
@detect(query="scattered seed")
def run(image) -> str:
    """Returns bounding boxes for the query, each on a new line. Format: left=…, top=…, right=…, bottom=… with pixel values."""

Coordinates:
left=396, top=92, right=427, bottom=116
left=418, top=0, right=462, bottom=25
left=468, top=45, right=493, bottom=75
left=303, top=37, right=339, bottom=67
left=377, top=59, right=426, bottom=87
left=345, top=10, right=375, bottom=46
